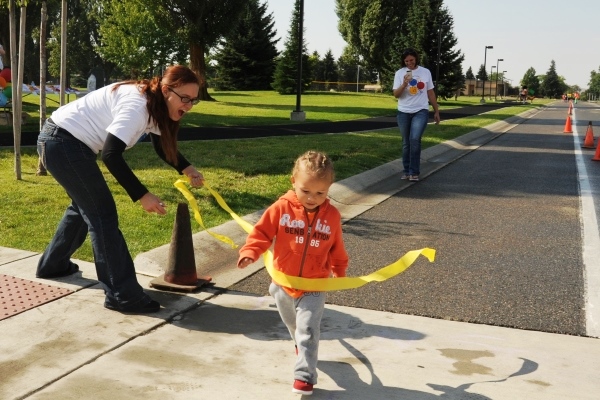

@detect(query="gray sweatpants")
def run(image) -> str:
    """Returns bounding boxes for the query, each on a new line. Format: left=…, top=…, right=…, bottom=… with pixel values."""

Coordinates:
left=269, top=282, right=326, bottom=384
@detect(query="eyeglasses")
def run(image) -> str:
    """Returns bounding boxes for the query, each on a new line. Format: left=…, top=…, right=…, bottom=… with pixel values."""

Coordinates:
left=167, top=87, right=200, bottom=105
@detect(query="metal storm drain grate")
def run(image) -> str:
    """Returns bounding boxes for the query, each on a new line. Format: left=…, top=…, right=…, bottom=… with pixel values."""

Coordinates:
left=0, top=274, right=73, bottom=321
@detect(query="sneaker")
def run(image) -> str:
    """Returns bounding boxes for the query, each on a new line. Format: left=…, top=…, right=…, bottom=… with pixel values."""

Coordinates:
left=409, top=175, right=419, bottom=182
left=104, top=298, right=161, bottom=314
left=292, top=380, right=313, bottom=395
left=400, top=174, right=410, bottom=180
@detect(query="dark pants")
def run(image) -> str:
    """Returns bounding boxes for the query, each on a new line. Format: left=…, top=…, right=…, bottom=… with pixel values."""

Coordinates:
left=37, top=121, right=150, bottom=309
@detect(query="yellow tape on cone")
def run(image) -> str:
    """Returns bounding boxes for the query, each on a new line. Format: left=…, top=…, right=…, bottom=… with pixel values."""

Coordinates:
left=174, top=178, right=435, bottom=291
left=173, top=179, right=237, bottom=249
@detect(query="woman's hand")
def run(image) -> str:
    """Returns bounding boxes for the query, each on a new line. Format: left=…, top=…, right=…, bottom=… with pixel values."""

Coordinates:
left=140, top=192, right=167, bottom=215
left=182, top=165, right=205, bottom=188
left=238, top=257, right=254, bottom=269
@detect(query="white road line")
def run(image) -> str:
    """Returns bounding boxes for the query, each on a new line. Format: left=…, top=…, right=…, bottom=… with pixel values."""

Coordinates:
left=572, top=108, right=600, bottom=338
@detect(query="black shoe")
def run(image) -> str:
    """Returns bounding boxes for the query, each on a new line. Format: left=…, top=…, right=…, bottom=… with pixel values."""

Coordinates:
left=104, top=298, right=161, bottom=314
left=36, top=262, right=79, bottom=278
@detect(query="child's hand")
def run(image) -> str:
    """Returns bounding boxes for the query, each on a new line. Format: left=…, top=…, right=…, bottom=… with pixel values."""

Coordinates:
left=238, top=257, right=254, bottom=269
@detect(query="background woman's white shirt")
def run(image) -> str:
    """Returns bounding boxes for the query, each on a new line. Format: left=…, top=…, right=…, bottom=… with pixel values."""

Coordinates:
left=50, top=83, right=160, bottom=153
left=392, top=66, right=434, bottom=113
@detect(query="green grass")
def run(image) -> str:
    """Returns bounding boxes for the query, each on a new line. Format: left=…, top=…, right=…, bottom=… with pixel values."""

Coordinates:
left=7, top=90, right=507, bottom=132
left=0, top=92, right=551, bottom=262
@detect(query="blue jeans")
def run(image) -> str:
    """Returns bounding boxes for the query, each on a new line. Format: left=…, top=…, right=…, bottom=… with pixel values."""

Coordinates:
left=37, top=121, right=150, bottom=309
left=397, top=109, right=429, bottom=176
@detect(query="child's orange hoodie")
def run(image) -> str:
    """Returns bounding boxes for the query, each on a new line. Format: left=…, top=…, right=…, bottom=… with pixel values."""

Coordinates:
left=238, top=190, right=348, bottom=298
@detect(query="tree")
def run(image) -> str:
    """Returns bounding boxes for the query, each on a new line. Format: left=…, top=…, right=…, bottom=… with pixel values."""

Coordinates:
left=309, top=49, right=338, bottom=91
left=521, top=67, right=540, bottom=96
left=35, top=0, right=48, bottom=176
left=308, top=51, right=323, bottom=82
left=465, top=66, right=475, bottom=80
left=46, top=1, right=100, bottom=86
left=271, top=0, right=311, bottom=95
left=588, top=67, right=600, bottom=94
left=149, top=0, right=246, bottom=101
left=336, top=45, right=360, bottom=90
left=97, top=0, right=187, bottom=79
left=540, top=60, right=562, bottom=99
left=420, top=0, right=464, bottom=99
left=587, top=68, right=600, bottom=100
left=336, top=0, right=410, bottom=77
left=322, top=49, right=338, bottom=84
left=377, top=0, right=463, bottom=97
left=476, top=64, right=487, bottom=81
left=213, top=0, right=279, bottom=90
left=2, top=0, right=27, bottom=179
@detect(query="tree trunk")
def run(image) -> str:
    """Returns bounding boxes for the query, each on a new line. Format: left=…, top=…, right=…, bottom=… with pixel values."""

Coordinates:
left=8, top=0, right=21, bottom=180
left=37, top=1, right=48, bottom=176
left=59, top=0, right=67, bottom=106
left=189, top=42, right=214, bottom=101
left=39, top=1, right=47, bottom=128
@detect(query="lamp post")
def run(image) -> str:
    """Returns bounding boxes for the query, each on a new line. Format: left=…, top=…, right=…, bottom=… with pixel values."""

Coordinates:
left=502, top=71, right=507, bottom=98
left=494, top=58, right=503, bottom=101
left=291, top=0, right=305, bottom=121
left=490, top=66, right=495, bottom=99
left=481, top=45, right=493, bottom=103
left=356, top=65, right=361, bottom=93
left=435, top=24, right=443, bottom=95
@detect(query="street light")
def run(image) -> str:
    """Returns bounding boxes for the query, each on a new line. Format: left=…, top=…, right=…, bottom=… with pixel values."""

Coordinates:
left=481, top=45, right=493, bottom=103
left=494, top=58, right=504, bottom=101
left=490, top=66, right=496, bottom=99
left=502, top=71, right=507, bottom=98
left=291, top=0, right=305, bottom=121
left=356, top=65, right=361, bottom=93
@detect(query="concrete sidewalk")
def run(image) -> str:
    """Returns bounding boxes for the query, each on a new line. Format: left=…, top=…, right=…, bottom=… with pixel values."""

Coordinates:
left=2, top=105, right=599, bottom=399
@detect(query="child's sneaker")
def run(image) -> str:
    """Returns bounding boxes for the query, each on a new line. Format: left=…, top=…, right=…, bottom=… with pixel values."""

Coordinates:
left=292, top=380, right=313, bottom=395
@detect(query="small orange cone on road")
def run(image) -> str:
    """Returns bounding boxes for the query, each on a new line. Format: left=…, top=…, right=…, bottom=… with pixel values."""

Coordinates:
left=568, top=103, right=573, bottom=115
left=563, top=116, right=573, bottom=133
left=583, top=121, right=595, bottom=149
left=150, top=203, right=212, bottom=292
left=592, top=133, right=600, bottom=161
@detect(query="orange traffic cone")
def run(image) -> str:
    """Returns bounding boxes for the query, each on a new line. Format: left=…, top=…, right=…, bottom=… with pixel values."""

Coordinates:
left=150, top=203, right=212, bottom=292
left=563, top=116, right=573, bottom=133
left=583, top=121, right=595, bottom=149
left=568, top=104, right=572, bottom=115
left=592, top=138, right=600, bottom=161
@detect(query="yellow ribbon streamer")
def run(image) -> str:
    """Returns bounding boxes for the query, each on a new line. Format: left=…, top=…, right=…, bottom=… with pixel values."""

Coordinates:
left=174, top=179, right=237, bottom=249
left=174, top=178, right=435, bottom=291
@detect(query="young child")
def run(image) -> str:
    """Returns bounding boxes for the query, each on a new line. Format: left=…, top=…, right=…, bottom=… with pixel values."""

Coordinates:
left=238, top=150, right=349, bottom=395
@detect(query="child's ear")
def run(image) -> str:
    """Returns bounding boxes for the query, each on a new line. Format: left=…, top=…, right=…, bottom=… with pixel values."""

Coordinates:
left=290, top=175, right=295, bottom=185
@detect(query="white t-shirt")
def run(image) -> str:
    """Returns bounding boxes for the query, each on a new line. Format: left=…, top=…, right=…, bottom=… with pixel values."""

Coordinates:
left=50, top=83, right=161, bottom=153
left=392, top=66, right=434, bottom=113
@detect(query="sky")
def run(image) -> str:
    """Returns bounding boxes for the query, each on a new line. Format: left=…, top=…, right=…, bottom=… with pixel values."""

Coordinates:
left=265, top=0, right=599, bottom=89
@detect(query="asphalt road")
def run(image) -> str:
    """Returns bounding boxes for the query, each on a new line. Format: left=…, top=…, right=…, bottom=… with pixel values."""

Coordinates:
left=231, top=101, right=597, bottom=336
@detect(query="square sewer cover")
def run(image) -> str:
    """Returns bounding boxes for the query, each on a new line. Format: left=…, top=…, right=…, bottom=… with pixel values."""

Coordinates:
left=0, top=274, right=73, bottom=321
